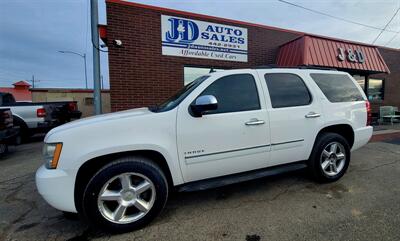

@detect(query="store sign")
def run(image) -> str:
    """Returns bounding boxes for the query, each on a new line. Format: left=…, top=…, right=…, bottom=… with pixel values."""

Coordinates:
left=337, top=47, right=366, bottom=63
left=161, top=15, right=248, bottom=62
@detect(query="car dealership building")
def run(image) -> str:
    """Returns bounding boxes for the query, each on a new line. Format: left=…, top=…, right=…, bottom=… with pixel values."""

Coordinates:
left=104, top=0, right=400, bottom=113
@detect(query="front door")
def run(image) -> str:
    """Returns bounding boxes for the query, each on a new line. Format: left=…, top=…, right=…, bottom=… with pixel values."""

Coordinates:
left=177, top=71, right=271, bottom=182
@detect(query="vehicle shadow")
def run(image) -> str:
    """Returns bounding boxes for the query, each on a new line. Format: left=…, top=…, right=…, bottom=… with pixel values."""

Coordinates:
left=59, top=169, right=313, bottom=240
left=27, top=134, right=45, bottom=143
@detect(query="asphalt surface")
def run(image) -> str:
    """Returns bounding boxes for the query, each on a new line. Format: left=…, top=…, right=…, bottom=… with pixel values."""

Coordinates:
left=0, top=139, right=399, bottom=241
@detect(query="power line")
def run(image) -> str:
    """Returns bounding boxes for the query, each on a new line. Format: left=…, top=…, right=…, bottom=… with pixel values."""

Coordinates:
left=385, top=32, right=399, bottom=46
left=372, top=7, right=400, bottom=44
left=277, top=0, right=400, bottom=34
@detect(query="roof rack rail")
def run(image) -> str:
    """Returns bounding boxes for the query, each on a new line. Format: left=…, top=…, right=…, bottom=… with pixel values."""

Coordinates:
left=252, top=64, right=279, bottom=69
left=298, top=65, right=337, bottom=71
left=252, top=65, right=337, bottom=71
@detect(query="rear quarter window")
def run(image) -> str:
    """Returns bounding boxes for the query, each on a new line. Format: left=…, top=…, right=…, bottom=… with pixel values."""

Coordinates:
left=310, top=73, right=364, bottom=102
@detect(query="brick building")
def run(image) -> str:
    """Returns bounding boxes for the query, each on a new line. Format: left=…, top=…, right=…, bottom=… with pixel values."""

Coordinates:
left=105, top=0, right=400, bottom=113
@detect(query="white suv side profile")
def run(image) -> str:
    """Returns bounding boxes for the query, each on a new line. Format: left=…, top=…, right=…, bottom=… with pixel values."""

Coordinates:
left=36, top=68, right=372, bottom=233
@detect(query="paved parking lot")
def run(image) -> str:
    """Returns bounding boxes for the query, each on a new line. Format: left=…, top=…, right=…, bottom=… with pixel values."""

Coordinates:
left=0, top=139, right=400, bottom=241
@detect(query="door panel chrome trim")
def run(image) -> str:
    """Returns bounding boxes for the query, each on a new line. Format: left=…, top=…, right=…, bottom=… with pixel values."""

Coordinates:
left=271, top=139, right=304, bottom=146
left=185, top=144, right=271, bottom=159
left=184, top=139, right=305, bottom=160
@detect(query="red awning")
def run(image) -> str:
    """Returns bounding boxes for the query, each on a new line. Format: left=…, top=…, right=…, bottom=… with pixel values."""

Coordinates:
left=277, top=35, right=390, bottom=73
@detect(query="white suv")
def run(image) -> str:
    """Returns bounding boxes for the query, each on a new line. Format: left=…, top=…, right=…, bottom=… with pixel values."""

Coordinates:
left=36, top=68, right=372, bottom=232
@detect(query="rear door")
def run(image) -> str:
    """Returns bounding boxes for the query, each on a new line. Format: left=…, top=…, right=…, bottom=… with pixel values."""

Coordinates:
left=258, top=71, right=324, bottom=166
left=176, top=71, right=271, bottom=182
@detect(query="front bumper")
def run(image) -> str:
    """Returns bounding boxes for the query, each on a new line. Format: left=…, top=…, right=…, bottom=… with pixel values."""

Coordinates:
left=352, top=126, right=373, bottom=151
left=35, top=165, right=77, bottom=213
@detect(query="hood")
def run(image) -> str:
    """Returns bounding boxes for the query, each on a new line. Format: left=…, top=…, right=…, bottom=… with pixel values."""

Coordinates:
left=46, top=108, right=152, bottom=140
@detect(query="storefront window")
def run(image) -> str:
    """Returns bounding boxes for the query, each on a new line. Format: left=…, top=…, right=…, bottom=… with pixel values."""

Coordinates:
left=367, top=78, right=384, bottom=101
left=184, top=67, right=224, bottom=85
left=353, top=75, right=366, bottom=91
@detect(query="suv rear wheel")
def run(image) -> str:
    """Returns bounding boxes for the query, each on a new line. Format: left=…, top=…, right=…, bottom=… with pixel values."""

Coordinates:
left=81, top=156, right=168, bottom=233
left=308, top=132, right=350, bottom=182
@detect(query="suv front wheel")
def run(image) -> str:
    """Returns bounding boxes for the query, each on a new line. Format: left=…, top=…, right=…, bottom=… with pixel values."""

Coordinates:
left=308, top=132, right=351, bottom=182
left=81, top=156, right=168, bottom=233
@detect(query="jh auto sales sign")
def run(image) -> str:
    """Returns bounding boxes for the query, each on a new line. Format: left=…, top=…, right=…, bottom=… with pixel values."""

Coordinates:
left=161, top=15, right=248, bottom=62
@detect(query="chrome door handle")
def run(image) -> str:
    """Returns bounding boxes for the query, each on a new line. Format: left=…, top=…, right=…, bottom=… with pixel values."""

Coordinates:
left=305, top=112, right=321, bottom=118
left=245, top=119, right=265, bottom=126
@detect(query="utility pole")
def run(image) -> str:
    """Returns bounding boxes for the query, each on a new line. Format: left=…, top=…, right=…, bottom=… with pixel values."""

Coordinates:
left=32, top=75, right=35, bottom=88
left=83, top=53, right=88, bottom=89
left=91, top=0, right=102, bottom=115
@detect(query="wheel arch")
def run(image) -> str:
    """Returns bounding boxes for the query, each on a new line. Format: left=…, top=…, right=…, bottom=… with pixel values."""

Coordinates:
left=12, top=114, right=28, bottom=129
left=74, top=149, right=175, bottom=213
left=315, top=124, right=354, bottom=149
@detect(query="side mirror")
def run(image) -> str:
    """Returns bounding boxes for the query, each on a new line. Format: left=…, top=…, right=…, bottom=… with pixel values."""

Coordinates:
left=190, top=95, right=218, bottom=117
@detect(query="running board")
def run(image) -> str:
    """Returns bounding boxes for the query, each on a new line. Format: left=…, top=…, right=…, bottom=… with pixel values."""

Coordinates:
left=178, top=162, right=307, bottom=192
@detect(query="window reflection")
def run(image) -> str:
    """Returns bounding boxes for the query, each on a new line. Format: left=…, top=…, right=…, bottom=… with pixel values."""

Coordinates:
left=353, top=75, right=366, bottom=91
left=184, top=67, right=224, bottom=85
left=368, top=78, right=384, bottom=101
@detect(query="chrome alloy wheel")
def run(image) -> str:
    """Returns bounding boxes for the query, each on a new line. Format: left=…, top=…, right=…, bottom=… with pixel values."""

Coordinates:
left=97, top=172, right=156, bottom=224
left=320, top=142, right=346, bottom=176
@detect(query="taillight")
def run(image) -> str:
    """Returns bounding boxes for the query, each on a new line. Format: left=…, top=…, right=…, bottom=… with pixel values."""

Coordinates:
left=68, top=102, right=77, bottom=111
left=366, top=101, right=372, bottom=126
left=37, top=108, right=46, bottom=118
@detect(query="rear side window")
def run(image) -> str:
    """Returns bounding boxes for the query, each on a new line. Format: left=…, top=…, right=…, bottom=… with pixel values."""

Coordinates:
left=310, top=73, right=364, bottom=102
left=264, top=73, right=312, bottom=108
left=200, top=74, right=260, bottom=114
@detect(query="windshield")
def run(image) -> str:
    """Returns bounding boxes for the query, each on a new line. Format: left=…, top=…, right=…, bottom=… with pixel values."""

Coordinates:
left=150, top=75, right=209, bottom=112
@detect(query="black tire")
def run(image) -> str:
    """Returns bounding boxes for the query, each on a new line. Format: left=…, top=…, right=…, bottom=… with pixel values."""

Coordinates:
left=81, top=156, right=168, bottom=233
left=308, top=132, right=350, bottom=183
left=0, top=143, right=8, bottom=157
left=13, top=117, right=31, bottom=142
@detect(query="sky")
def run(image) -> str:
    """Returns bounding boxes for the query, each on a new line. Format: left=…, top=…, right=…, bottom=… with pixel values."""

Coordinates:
left=0, top=0, right=399, bottom=89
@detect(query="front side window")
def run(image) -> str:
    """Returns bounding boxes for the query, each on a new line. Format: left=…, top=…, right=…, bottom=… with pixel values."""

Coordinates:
left=151, top=75, right=209, bottom=112
left=367, top=78, right=384, bottom=101
left=199, top=74, right=260, bottom=114
left=264, top=73, right=312, bottom=108
left=310, top=73, right=364, bottom=102
left=184, top=66, right=224, bottom=85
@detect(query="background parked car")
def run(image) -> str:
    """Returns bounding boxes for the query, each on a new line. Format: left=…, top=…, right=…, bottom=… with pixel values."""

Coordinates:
left=0, top=92, right=82, bottom=140
left=0, top=108, right=20, bottom=155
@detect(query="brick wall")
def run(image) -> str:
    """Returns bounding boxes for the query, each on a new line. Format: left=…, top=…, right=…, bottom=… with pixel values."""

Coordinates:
left=106, top=1, right=400, bottom=113
left=106, top=1, right=301, bottom=111
left=370, top=48, right=400, bottom=112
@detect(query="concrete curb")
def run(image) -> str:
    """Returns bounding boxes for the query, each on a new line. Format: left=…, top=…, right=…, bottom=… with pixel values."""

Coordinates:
left=370, top=131, right=400, bottom=142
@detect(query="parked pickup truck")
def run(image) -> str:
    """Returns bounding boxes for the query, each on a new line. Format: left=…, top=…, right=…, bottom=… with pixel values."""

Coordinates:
left=0, top=108, right=19, bottom=155
left=0, top=92, right=82, bottom=139
left=36, top=68, right=372, bottom=233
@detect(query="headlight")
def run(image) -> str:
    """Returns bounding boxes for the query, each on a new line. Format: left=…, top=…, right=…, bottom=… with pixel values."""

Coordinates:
left=43, top=143, right=63, bottom=169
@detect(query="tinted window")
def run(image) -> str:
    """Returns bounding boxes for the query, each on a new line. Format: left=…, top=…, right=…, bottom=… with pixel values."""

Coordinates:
left=184, top=66, right=224, bottom=85
left=264, top=73, right=311, bottom=108
left=200, top=74, right=260, bottom=114
left=310, top=74, right=364, bottom=102
left=152, top=75, right=209, bottom=112
left=1, top=94, right=15, bottom=106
